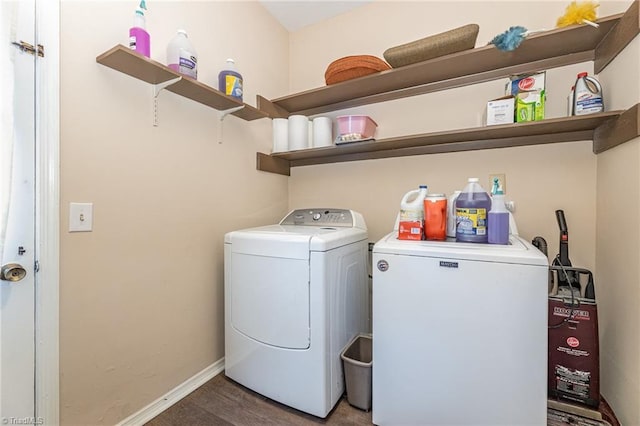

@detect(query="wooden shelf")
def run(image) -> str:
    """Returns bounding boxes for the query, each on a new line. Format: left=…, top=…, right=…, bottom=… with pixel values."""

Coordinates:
left=260, top=12, right=636, bottom=117
left=96, top=45, right=268, bottom=121
left=256, top=1, right=640, bottom=175
left=257, top=109, right=640, bottom=176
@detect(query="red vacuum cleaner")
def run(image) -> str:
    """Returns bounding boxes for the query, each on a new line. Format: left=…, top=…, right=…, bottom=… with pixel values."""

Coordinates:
left=534, top=210, right=600, bottom=408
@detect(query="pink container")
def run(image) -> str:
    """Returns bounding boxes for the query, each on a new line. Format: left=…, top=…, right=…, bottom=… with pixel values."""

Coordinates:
left=336, top=115, right=378, bottom=139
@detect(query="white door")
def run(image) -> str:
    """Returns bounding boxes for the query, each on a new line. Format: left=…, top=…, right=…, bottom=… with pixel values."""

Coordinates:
left=1, top=0, right=37, bottom=421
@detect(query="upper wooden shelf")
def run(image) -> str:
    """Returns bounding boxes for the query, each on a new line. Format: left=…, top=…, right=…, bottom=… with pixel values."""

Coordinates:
left=261, top=8, right=639, bottom=117
left=96, top=45, right=268, bottom=121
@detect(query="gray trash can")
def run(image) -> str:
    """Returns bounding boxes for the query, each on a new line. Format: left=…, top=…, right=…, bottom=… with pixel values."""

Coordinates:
left=341, top=334, right=372, bottom=411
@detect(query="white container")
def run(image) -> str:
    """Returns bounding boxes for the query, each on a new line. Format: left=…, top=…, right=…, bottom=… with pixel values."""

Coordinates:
left=166, top=29, right=198, bottom=79
left=312, top=117, right=333, bottom=147
left=400, top=185, right=428, bottom=222
left=486, top=96, right=514, bottom=126
left=446, top=190, right=461, bottom=238
left=398, top=185, right=428, bottom=240
left=288, top=115, right=309, bottom=151
left=573, top=72, right=603, bottom=115
left=272, top=118, right=288, bottom=153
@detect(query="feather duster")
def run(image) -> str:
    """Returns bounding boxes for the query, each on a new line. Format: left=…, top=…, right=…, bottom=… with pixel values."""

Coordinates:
left=489, top=26, right=528, bottom=51
left=557, top=1, right=599, bottom=28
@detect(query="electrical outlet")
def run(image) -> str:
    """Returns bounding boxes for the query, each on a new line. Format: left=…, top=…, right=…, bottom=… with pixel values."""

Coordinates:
left=489, top=173, right=506, bottom=194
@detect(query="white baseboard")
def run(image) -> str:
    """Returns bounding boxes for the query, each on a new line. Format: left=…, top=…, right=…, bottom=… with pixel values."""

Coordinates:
left=116, top=358, right=225, bottom=426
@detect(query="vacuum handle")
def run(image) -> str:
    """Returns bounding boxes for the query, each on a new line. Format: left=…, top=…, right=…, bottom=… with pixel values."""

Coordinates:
left=556, top=210, right=568, bottom=233
left=555, top=210, right=571, bottom=266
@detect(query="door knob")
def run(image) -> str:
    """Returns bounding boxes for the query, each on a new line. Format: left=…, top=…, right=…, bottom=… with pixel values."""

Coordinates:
left=1, top=263, right=27, bottom=282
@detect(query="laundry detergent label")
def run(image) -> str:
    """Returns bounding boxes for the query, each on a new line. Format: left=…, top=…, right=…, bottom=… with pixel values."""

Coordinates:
left=225, top=75, right=243, bottom=99
left=179, top=50, right=197, bottom=79
left=456, top=208, right=487, bottom=236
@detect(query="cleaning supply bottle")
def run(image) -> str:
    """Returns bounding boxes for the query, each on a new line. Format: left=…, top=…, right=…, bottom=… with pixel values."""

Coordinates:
left=573, top=72, right=603, bottom=115
left=129, top=0, right=150, bottom=57
left=567, top=85, right=575, bottom=116
left=398, top=185, right=428, bottom=240
left=488, top=177, right=509, bottom=244
left=446, top=191, right=461, bottom=238
left=424, top=194, right=447, bottom=241
left=456, top=178, right=491, bottom=243
left=167, top=29, right=198, bottom=79
left=218, top=59, right=243, bottom=101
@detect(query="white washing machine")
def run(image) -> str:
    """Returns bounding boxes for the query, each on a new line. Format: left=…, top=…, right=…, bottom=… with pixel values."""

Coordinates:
left=224, top=208, right=369, bottom=418
left=372, top=233, right=549, bottom=425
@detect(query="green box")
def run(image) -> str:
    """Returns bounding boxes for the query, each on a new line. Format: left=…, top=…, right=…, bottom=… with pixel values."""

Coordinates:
left=515, top=89, right=545, bottom=122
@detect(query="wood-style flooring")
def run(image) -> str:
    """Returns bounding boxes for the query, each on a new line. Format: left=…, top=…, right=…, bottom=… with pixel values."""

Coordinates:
left=146, top=373, right=621, bottom=426
left=145, top=373, right=372, bottom=426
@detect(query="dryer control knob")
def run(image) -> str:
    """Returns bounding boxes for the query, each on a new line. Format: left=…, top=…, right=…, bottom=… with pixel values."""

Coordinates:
left=312, top=212, right=322, bottom=221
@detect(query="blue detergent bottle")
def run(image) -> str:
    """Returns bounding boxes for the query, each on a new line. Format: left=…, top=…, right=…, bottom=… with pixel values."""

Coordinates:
left=218, top=58, right=243, bottom=101
left=456, top=177, right=492, bottom=243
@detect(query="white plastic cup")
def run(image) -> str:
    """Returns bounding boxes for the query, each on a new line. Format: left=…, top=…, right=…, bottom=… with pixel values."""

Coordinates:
left=272, top=118, right=288, bottom=153
left=312, top=117, right=333, bottom=147
left=288, top=115, right=309, bottom=151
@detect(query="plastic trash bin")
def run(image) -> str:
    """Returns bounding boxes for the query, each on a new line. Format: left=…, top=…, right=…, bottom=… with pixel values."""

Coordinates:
left=341, top=334, right=373, bottom=411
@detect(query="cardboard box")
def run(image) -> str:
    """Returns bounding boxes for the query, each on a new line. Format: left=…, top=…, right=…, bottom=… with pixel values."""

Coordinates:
left=398, top=221, right=424, bottom=240
left=507, top=72, right=546, bottom=122
left=486, top=96, right=515, bottom=126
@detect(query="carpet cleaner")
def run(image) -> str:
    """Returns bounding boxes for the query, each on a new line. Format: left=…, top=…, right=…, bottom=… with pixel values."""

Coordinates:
left=534, top=210, right=600, bottom=408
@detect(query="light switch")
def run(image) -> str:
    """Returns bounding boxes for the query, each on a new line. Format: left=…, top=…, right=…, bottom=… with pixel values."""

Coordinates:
left=69, top=202, right=93, bottom=232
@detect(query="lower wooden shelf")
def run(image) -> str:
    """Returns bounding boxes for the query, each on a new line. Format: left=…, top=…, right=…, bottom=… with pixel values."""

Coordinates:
left=256, top=106, right=640, bottom=176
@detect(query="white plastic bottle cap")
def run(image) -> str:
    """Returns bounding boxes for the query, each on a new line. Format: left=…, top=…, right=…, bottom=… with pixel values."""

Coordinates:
left=468, top=177, right=479, bottom=182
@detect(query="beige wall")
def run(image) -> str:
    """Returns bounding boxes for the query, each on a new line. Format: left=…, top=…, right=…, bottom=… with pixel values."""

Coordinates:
left=60, top=2, right=289, bottom=424
left=288, top=0, right=637, bottom=423
left=596, top=18, right=640, bottom=425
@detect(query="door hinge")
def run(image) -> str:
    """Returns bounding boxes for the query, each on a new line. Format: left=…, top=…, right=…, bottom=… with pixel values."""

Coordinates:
left=11, top=41, right=44, bottom=57
left=34, top=260, right=40, bottom=273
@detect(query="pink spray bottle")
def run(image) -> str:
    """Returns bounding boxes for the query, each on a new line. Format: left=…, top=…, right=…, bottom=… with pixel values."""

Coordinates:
left=129, top=0, right=150, bottom=58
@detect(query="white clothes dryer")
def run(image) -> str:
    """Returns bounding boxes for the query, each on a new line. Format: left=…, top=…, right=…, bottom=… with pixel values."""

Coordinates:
left=224, top=208, right=369, bottom=418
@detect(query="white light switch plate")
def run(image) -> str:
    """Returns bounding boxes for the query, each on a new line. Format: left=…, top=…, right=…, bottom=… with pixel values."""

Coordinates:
left=69, top=202, right=93, bottom=232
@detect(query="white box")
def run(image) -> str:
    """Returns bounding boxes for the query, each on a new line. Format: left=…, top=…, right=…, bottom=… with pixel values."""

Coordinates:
left=486, top=96, right=515, bottom=126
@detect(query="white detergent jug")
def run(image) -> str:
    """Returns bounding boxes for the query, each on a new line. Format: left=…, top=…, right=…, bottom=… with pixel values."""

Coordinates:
left=573, top=72, right=603, bottom=115
left=398, top=185, right=428, bottom=240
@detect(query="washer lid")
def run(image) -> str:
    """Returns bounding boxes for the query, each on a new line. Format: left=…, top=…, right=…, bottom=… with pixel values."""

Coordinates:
left=226, top=226, right=312, bottom=259
left=373, top=232, right=548, bottom=266
left=225, top=225, right=367, bottom=255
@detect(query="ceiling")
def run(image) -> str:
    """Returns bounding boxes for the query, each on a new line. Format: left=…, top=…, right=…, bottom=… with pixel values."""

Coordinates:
left=259, top=1, right=372, bottom=32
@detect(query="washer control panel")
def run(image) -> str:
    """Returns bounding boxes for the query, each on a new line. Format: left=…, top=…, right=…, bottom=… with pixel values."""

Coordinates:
left=280, top=209, right=353, bottom=227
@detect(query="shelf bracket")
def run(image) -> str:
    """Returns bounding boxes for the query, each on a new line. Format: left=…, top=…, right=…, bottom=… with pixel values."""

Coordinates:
left=152, top=76, right=182, bottom=127
left=217, top=105, right=245, bottom=144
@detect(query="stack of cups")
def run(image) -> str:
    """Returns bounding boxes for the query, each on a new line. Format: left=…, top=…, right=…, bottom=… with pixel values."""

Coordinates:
left=271, top=115, right=334, bottom=153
